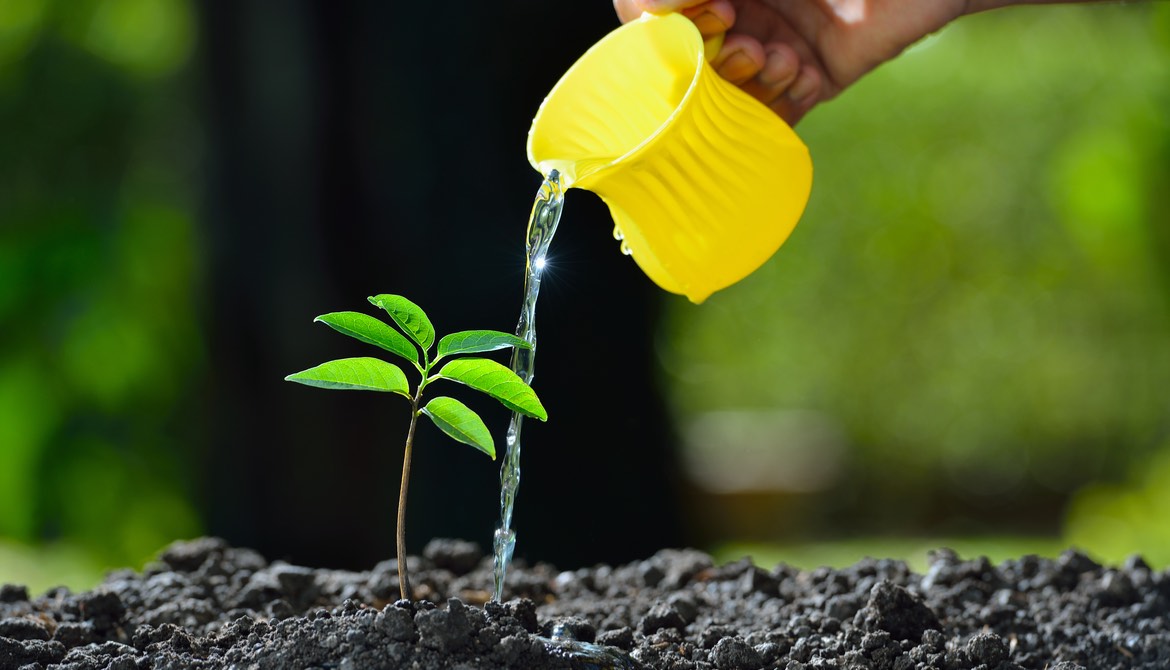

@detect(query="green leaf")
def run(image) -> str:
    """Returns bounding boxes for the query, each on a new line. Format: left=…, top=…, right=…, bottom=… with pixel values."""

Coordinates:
left=436, top=358, right=547, bottom=421
left=314, top=311, right=419, bottom=366
left=285, top=357, right=410, bottom=396
left=421, top=396, right=495, bottom=458
left=368, top=294, right=435, bottom=351
left=437, top=330, right=531, bottom=359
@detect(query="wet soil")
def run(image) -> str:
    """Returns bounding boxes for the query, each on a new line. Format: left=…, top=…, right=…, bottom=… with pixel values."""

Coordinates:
left=1, top=537, right=1167, bottom=669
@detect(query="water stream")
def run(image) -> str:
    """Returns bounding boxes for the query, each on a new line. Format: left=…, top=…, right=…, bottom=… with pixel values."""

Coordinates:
left=489, top=172, right=639, bottom=669
left=493, top=170, right=565, bottom=600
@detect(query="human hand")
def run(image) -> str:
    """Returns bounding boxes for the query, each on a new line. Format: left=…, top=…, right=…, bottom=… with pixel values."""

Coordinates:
left=613, top=0, right=968, bottom=125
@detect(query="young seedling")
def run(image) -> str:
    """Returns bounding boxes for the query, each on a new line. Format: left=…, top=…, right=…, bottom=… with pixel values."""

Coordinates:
left=285, top=294, right=546, bottom=600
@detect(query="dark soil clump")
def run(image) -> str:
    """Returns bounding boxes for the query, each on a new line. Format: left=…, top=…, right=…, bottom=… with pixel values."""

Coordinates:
left=2, top=537, right=1168, bottom=669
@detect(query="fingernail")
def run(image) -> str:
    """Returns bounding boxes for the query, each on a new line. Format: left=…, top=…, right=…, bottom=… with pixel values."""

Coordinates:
left=786, top=73, right=818, bottom=102
left=690, top=9, right=727, bottom=34
left=757, top=50, right=793, bottom=86
left=639, top=0, right=674, bottom=11
left=718, top=51, right=755, bottom=80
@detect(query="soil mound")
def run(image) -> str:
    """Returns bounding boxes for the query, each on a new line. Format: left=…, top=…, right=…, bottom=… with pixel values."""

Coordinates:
left=2, top=537, right=1168, bottom=669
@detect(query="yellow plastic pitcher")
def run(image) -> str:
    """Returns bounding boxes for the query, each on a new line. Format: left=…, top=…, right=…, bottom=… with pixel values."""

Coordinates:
left=527, top=13, right=813, bottom=303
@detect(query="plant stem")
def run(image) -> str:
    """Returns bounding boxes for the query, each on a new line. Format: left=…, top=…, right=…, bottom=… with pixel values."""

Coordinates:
left=397, top=388, right=423, bottom=601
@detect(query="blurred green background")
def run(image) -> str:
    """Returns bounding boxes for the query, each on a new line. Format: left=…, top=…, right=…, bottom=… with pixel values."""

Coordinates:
left=0, top=0, right=201, bottom=590
left=2, top=1, right=1168, bottom=592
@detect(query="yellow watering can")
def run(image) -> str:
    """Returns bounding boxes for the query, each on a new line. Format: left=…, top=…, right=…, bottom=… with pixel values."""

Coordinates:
left=528, top=13, right=813, bottom=304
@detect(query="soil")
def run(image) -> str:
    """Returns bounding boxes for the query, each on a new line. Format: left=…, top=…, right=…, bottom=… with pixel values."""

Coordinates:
left=1, top=537, right=1167, bottom=669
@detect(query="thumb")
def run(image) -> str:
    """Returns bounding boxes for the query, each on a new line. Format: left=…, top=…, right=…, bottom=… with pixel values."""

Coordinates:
left=614, top=0, right=706, bottom=23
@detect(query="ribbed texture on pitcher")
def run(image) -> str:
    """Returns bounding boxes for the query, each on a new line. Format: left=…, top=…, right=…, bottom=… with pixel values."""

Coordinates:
left=528, top=13, right=813, bottom=303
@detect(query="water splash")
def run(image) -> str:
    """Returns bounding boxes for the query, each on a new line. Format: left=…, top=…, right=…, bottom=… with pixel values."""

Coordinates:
left=541, top=638, right=639, bottom=670
left=493, top=170, right=565, bottom=600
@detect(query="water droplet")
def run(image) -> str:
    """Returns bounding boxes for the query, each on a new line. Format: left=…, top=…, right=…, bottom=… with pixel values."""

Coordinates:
left=612, top=225, right=624, bottom=241
left=619, top=240, right=632, bottom=256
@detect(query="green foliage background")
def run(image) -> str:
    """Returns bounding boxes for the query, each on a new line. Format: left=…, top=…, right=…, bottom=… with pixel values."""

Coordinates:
left=0, top=0, right=201, bottom=585
left=1, top=2, right=1168, bottom=590
left=664, top=5, right=1170, bottom=563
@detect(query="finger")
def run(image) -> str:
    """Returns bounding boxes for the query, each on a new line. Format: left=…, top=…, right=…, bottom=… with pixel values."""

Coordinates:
left=710, top=34, right=766, bottom=86
left=680, top=1, right=735, bottom=38
left=769, top=65, right=823, bottom=126
left=613, top=0, right=643, bottom=24
left=738, top=44, right=799, bottom=107
left=615, top=0, right=728, bottom=24
left=638, top=0, right=716, bottom=12
left=786, top=65, right=822, bottom=105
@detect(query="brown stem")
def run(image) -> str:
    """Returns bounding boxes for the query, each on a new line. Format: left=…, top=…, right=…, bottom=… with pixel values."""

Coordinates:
left=397, top=389, right=423, bottom=601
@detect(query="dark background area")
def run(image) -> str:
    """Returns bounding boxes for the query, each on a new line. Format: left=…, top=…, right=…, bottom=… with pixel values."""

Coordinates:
left=198, top=0, right=685, bottom=570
